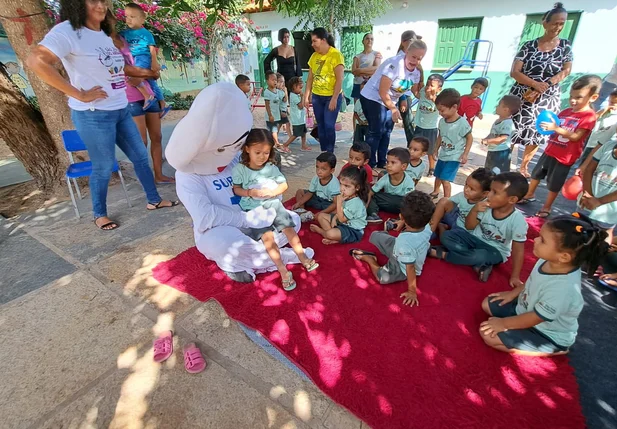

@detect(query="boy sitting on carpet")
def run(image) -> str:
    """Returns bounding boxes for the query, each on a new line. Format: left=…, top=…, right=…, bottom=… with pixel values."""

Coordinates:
left=366, top=147, right=416, bottom=223
left=351, top=191, right=435, bottom=307
left=293, top=152, right=340, bottom=221
left=480, top=213, right=608, bottom=356
left=429, top=172, right=528, bottom=284
left=339, top=142, right=373, bottom=184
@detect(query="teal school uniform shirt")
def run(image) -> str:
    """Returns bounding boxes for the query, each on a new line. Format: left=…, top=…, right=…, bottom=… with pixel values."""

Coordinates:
left=516, top=259, right=583, bottom=347
left=405, top=159, right=426, bottom=182
left=231, top=162, right=286, bottom=211
left=438, top=117, right=472, bottom=162
left=449, top=192, right=482, bottom=229
left=472, top=208, right=528, bottom=261
left=415, top=89, right=439, bottom=130
left=289, top=92, right=305, bottom=126
left=587, top=141, right=617, bottom=225
left=487, top=118, right=515, bottom=152
left=342, top=197, right=367, bottom=230
left=372, top=173, right=415, bottom=196
left=263, top=88, right=284, bottom=122
left=393, top=225, right=432, bottom=275
left=309, top=175, right=340, bottom=201
left=120, top=27, right=155, bottom=57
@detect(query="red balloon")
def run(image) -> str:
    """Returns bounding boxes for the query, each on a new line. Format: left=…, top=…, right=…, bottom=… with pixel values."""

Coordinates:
left=562, top=175, right=583, bottom=200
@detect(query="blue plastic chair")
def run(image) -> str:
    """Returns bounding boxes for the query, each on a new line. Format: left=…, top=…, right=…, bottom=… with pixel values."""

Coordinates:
left=61, top=130, right=131, bottom=219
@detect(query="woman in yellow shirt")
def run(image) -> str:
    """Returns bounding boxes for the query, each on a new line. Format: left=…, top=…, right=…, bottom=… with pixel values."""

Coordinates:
left=303, top=28, right=345, bottom=153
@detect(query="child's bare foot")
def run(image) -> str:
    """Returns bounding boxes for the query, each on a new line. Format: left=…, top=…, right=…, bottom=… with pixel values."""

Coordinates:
left=155, top=175, right=175, bottom=184
left=322, top=239, right=338, bottom=245
left=309, top=224, right=323, bottom=234
left=301, top=145, right=312, bottom=151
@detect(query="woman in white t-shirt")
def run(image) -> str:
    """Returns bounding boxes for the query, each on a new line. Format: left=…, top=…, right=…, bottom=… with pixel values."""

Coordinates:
left=350, top=33, right=382, bottom=101
left=27, top=0, right=178, bottom=231
left=360, top=38, right=426, bottom=168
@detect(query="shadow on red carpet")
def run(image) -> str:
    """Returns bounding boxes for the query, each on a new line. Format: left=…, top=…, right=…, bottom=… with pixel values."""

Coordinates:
left=152, top=208, right=584, bottom=429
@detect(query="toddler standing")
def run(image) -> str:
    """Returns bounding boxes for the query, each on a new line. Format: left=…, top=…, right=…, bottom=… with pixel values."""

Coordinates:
left=480, top=213, right=608, bottom=356
left=431, top=89, right=473, bottom=199
left=414, top=74, right=444, bottom=176
left=281, top=77, right=311, bottom=152
left=459, top=77, right=488, bottom=127
left=481, top=95, right=521, bottom=173
left=277, top=73, right=291, bottom=137
left=354, top=82, right=369, bottom=144
left=406, top=136, right=429, bottom=185
left=263, top=71, right=286, bottom=147
left=235, top=74, right=252, bottom=110
left=232, top=129, right=318, bottom=291
left=578, top=89, right=617, bottom=174
left=522, top=75, right=601, bottom=218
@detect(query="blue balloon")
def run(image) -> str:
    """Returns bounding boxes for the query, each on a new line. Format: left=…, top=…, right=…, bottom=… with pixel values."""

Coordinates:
left=536, top=110, right=560, bottom=135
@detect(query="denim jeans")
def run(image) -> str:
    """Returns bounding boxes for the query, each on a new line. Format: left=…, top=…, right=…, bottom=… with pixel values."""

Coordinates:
left=440, top=228, right=503, bottom=267
left=133, top=54, right=164, bottom=101
left=312, top=93, right=342, bottom=153
left=360, top=95, right=394, bottom=168
left=71, top=107, right=162, bottom=219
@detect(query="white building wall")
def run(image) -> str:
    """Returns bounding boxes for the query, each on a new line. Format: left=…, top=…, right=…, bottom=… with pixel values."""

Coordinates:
left=247, top=0, right=617, bottom=76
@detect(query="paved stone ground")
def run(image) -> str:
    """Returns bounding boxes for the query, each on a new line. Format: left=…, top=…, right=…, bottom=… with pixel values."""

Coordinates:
left=1, top=115, right=615, bottom=429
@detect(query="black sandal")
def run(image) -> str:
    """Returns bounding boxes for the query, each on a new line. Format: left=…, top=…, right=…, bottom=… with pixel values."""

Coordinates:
left=428, top=245, right=447, bottom=260
left=94, top=218, right=119, bottom=231
left=349, top=249, right=377, bottom=260
left=147, top=200, right=180, bottom=211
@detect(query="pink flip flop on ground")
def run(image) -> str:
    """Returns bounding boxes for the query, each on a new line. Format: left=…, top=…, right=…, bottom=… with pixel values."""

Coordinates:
left=183, top=343, right=207, bottom=374
left=153, top=331, right=173, bottom=363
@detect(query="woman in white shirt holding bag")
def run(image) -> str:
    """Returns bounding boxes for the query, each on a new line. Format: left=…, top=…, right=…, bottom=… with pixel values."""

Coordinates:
left=27, top=0, right=177, bottom=231
left=360, top=37, right=426, bottom=169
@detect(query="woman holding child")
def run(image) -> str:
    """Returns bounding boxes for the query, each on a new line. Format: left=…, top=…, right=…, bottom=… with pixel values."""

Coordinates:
left=360, top=36, right=426, bottom=169
left=27, top=0, right=178, bottom=231
left=510, top=2, right=573, bottom=177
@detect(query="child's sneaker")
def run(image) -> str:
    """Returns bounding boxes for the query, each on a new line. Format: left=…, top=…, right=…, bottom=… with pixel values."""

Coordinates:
left=367, top=214, right=382, bottom=223
left=475, top=264, right=493, bottom=282
left=384, top=219, right=397, bottom=232
left=300, top=211, right=314, bottom=222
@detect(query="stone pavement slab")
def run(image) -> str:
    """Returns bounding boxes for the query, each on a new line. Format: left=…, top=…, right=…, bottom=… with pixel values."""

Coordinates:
left=96, top=223, right=197, bottom=316
left=180, top=301, right=334, bottom=427
left=0, top=271, right=154, bottom=429
left=0, top=218, right=76, bottom=305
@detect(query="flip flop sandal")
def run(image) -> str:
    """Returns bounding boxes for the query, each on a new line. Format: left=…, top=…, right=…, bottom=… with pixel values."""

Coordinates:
left=94, top=219, right=119, bottom=231
left=159, top=106, right=172, bottom=119
left=303, top=259, right=319, bottom=272
left=153, top=331, right=173, bottom=363
left=143, top=97, right=156, bottom=111
left=517, top=198, right=536, bottom=205
left=147, top=200, right=180, bottom=210
left=535, top=210, right=551, bottom=219
left=293, top=208, right=308, bottom=214
left=429, top=193, right=440, bottom=199
left=349, top=249, right=377, bottom=260
left=282, top=272, right=296, bottom=291
left=183, top=343, right=207, bottom=374
left=300, top=147, right=312, bottom=151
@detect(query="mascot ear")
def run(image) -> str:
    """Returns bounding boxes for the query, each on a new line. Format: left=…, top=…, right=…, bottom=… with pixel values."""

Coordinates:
left=165, top=82, right=253, bottom=174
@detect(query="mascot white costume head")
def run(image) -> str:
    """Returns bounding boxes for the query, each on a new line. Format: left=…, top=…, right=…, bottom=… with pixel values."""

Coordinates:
left=166, top=82, right=311, bottom=282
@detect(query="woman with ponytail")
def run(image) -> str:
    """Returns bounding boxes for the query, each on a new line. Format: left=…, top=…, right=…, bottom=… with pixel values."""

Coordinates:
left=304, top=27, right=345, bottom=153
left=360, top=37, right=426, bottom=168
left=480, top=212, right=609, bottom=356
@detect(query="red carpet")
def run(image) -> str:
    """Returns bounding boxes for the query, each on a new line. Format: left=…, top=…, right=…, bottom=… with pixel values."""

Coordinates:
left=153, top=211, right=585, bottom=429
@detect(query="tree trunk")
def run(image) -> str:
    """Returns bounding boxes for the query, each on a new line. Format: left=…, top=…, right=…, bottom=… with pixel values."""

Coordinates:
left=0, top=64, right=62, bottom=192
left=0, top=0, right=72, bottom=193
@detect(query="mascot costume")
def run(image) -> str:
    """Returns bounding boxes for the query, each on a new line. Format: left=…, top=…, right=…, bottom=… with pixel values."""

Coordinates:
left=165, top=82, right=313, bottom=282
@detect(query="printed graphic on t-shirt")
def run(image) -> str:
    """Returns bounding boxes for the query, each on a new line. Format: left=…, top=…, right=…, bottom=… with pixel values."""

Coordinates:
left=97, top=46, right=126, bottom=90
left=552, top=116, right=581, bottom=146
left=595, top=160, right=617, bottom=188
left=478, top=219, right=526, bottom=244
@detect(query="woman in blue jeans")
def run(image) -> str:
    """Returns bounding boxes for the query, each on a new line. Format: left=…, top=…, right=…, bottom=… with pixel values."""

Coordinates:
left=360, top=38, right=426, bottom=168
left=303, top=28, right=344, bottom=153
left=27, top=0, right=177, bottom=231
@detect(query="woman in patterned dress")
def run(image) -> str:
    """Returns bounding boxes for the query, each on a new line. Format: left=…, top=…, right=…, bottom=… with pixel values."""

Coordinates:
left=510, top=2, right=573, bottom=177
